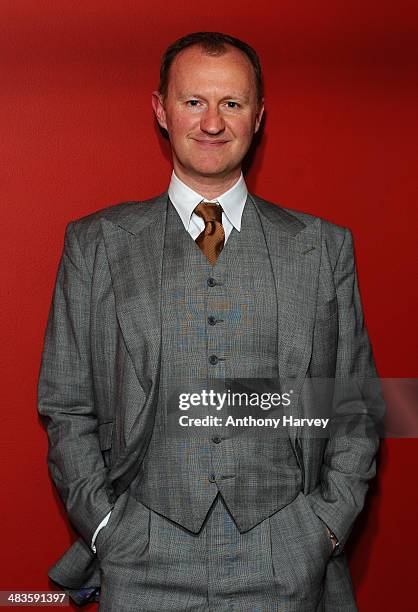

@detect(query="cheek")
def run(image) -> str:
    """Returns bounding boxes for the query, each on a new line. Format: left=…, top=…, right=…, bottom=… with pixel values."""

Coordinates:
left=168, top=113, right=195, bottom=137
left=231, top=120, right=256, bottom=148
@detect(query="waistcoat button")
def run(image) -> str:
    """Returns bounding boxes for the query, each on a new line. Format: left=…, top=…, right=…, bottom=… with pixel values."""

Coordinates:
left=207, top=277, right=216, bottom=287
left=209, top=355, right=219, bottom=365
left=212, top=436, right=222, bottom=444
left=208, top=316, right=217, bottom=326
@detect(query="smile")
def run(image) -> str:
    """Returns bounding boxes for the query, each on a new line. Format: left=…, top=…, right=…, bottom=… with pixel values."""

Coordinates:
left=193, top=140, right=229, bottom=147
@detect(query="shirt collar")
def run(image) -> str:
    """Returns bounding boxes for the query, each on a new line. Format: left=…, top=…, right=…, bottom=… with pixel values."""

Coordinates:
left=168, top=170, right=248, bottom=232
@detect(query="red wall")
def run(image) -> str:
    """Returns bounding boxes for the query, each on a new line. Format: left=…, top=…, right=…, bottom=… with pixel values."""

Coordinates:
left=1, top=1, right=417, bottom=609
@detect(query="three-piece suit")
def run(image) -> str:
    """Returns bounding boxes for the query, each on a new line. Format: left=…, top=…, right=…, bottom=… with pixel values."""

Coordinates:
left=37, top=186, right=384, bottom=611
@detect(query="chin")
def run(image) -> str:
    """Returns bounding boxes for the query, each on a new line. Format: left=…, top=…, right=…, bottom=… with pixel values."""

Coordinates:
left=194, top=168, right=227, bottom=177
left=188, top=162, right=234, bottom=178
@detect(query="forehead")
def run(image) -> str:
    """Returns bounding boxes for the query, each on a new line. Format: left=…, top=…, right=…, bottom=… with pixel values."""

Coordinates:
left=167, top=44, right=256, bottom=96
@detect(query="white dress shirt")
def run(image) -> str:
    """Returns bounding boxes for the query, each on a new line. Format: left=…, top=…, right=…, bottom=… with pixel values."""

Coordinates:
left=168, top=170, right=248, bottom=242
left=91, top=171, right=248, bottom=553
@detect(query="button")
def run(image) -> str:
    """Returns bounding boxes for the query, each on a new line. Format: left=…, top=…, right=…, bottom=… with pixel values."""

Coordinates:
left=207, top=277, right=217, bottom=287
left=212, top=436, right=222, bottom=444
left=209, top=355, right=219, bottom=365
left=208, top=316, right=217, bottom=326
left=208, top=473, right=216, bottom=483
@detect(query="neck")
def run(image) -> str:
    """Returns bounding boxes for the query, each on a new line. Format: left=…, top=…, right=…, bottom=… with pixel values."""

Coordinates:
left=173, top=166, right=241, bottom=200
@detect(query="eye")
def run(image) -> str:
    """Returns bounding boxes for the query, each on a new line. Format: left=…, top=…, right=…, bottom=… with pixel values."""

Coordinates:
left=186, top=99, right=201, bottom=107
left=226, top=101, right=240, bottom=109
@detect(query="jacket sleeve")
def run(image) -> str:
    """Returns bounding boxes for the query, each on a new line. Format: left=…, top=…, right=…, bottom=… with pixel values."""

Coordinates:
left=306, top=227, right=385, bottom=553
left=37, top=221, right=114, bottom=547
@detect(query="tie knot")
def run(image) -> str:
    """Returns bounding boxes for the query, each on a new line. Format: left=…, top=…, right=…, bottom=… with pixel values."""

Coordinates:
left=194, top=201, right=223, bottom=224
left=193, top=200, right=225, bottom=265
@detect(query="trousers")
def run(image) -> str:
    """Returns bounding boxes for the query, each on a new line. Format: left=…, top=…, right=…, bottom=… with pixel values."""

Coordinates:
left=96, top=483, right=333, bottom=612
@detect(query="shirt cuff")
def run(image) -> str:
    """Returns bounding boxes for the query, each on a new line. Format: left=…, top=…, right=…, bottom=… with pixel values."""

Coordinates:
left=91, top=509, right=112, bottom=553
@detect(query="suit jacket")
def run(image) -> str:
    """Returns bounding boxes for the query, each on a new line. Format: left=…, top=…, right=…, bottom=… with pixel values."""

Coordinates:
left=37, top=192, right=384, bottom=606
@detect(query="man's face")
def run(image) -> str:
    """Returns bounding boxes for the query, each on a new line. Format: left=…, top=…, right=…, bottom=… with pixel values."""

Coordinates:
left=152, top=44, right=264, bottom=181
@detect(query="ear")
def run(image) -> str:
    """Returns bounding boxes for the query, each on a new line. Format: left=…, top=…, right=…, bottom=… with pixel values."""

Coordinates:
left=254, top=99, right=265, bottom=134
left=152, top=91, right=168, bottom=130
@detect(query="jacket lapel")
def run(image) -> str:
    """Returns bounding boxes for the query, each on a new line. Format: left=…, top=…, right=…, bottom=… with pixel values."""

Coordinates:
left=250, top=194, right=321, bottom=447
left=100, top=193, right=168, bottom=494
left=100, top=194, right=167, bottom=395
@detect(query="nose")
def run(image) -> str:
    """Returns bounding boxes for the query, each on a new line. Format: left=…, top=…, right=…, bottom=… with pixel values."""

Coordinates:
left=200, top=105, right=225, bottom=135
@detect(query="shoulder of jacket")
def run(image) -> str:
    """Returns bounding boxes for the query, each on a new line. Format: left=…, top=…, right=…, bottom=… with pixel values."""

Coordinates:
left=252, top=194, right=350, bottom=258
left=65, top=193, right=165, bottom=246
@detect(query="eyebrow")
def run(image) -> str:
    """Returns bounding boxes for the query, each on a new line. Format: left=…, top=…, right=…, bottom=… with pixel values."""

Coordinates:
left=179, top=93, right=250, bottom=103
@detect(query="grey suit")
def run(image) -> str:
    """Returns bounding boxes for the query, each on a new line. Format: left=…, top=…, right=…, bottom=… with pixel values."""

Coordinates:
left=37, top=192, right=384, bottom=610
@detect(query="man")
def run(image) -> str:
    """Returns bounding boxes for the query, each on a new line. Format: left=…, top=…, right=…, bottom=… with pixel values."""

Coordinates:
left=38, top=32, right=384, bottom=611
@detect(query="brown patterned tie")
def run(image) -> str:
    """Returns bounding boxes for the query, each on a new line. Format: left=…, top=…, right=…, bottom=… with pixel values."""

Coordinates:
left=194, top=201, right=225, bottom=265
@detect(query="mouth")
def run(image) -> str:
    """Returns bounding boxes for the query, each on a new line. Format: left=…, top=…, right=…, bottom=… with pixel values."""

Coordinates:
left=192, top=139, right=230, bottom=147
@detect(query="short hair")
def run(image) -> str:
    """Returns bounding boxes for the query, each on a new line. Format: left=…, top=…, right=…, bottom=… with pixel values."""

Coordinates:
left=159, top=31, right=264, bottom=104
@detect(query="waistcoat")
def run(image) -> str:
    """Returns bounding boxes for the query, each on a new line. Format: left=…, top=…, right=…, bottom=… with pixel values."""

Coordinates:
left=131, top=196, right=302, bottom=532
